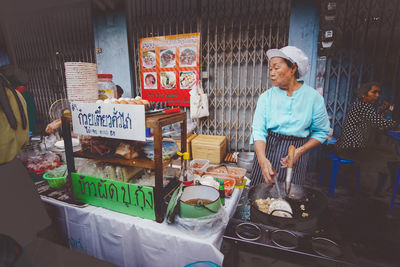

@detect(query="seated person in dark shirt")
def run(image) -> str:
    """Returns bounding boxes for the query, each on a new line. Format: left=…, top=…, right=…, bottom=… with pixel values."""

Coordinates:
left=336, top=82, right=400, bottom=196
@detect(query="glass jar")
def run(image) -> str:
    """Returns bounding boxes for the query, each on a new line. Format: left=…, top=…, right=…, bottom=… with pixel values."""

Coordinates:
left=98, top=74, right=117, bottom=100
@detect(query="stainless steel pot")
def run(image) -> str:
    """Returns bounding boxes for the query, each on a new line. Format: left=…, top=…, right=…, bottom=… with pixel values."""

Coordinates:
left=237, top=152, right=254, bottom=172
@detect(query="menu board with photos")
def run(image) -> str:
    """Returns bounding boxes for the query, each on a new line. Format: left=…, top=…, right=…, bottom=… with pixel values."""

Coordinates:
left=140, top=33, right=200, bottom=107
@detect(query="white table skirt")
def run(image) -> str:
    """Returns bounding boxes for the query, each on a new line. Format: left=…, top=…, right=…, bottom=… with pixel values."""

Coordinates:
left=42, top=186, right=242, bottom=267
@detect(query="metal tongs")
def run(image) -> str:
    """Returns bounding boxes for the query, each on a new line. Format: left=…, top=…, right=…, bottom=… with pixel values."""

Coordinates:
left=285, top=145, right=296, bottom=196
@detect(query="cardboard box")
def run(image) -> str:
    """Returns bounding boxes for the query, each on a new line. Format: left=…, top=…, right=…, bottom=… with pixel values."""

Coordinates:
left=191, top=135, right=226, bottom=164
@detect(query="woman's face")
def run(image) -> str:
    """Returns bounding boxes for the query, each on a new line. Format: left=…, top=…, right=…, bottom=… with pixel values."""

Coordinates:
left=269, top=57, right=297, bottom=89
left=362, top=85, right=381, bottom=104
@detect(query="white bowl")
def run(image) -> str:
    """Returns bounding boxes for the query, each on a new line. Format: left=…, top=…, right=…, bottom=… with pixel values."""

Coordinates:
left=54, top=138, right=80, bottom=149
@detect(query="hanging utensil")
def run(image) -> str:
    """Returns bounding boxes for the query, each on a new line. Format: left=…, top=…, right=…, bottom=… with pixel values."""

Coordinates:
left=285, top=145, right=296, bottom=196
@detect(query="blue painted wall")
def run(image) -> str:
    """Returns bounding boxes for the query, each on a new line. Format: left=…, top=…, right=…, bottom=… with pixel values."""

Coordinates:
left=289, top=0, right=322, bottom=173
left=289, top=0, right=319, bottom=88
left=93, top=10, right=132, bottom=98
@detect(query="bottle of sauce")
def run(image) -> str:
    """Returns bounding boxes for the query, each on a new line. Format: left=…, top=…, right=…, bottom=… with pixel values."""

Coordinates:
left=177, top=152, right=190, bottom=182
left=219, top=180, right=225, bottom=206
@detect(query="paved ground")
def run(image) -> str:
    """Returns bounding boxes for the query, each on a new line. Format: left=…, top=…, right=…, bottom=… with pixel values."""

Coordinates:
left=222, top=171, right=400, bottom=267
left=316, top=176, right=400, bottom=267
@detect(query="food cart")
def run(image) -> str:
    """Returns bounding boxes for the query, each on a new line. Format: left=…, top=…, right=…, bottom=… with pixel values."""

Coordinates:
left=62, top=107, right=187, bottom=222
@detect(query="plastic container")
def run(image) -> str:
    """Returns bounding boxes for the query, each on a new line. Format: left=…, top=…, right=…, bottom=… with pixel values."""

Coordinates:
left=218, top=177, right=235, bottom=197
left=146, top=127, right=152, bottom=137
left=190, top=159, right=210, bottom=176
left=205, top=165, right=246, bottom=185
left=98, top=74, right=117, bottom=100
left=42, top=172, right=66, bottom=188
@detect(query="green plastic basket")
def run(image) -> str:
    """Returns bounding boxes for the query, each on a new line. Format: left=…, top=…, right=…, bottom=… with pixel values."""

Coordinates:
left=42, top=172, right=66, bottom=189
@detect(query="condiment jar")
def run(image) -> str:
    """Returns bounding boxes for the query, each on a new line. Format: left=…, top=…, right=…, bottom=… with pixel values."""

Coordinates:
left=98, top=74, right=117, bottom=100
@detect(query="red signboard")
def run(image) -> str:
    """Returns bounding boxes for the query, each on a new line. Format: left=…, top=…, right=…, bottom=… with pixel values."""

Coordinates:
left=140, top=33, right=200, bottom=107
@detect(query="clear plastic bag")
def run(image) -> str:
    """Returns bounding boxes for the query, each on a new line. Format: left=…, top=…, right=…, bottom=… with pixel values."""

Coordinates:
left=44, top=134, right=57, bottom=149
left=45, top=164, right=67, bottom=178
left=75, top=159, right=100, bottom=177
left=143, top=140, right=178, bottom=160
left=103, top=164, right=116, bottom=180
left=174, top=207, right=229, bottom=238
left=19, top=150, right=60, bottom=174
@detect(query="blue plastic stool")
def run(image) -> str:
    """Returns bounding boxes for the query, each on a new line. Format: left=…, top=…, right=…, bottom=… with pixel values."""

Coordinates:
left=389, top=164, right=400, bottom=215
left=320, top=152, right=361, bottom=197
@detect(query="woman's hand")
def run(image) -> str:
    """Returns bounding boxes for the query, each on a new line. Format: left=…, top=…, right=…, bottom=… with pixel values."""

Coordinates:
left=280, top=147, right=303, bottom=168
left=260, top=158, right=278, bottom=183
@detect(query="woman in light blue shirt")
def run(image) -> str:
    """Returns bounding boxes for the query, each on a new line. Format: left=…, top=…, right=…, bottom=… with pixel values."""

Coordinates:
left=250, top=46, right=330, bottom=186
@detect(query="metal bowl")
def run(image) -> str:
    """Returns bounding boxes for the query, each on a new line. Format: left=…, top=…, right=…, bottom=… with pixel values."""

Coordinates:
left=237, top=152, right=254, bottom=172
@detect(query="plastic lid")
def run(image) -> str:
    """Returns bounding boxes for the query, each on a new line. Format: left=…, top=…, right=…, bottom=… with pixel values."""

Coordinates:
left=97, top=74, right=113, bottom=79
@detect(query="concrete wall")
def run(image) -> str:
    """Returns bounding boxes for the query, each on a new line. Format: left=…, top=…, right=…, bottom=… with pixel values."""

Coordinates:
left=93, top=10, right=132, bottom=98
left=0, top=26, right=10, bottom=66
left=289, top=0, right=319, bottom=88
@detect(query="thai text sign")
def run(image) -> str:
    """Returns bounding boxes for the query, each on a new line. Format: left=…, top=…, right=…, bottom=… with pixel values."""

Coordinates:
left=72, top=173, right=155, bottom=220
left=70, top=102, right=146, bottom=141
left=140, top=32, right=200, bottom=107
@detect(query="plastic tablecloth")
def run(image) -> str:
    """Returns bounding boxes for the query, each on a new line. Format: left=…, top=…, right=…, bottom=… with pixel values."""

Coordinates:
left=41, top=185, right=243, bottom=267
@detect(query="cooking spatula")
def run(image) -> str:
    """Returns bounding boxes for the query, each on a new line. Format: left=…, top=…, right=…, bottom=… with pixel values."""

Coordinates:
left=285, top=145, right=296, bottom=196
left=268, top=172, right=293, bottom=217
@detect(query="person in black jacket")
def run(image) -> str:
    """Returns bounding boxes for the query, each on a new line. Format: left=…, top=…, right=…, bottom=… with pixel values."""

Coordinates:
left=336, top=82, right=400, bottom=196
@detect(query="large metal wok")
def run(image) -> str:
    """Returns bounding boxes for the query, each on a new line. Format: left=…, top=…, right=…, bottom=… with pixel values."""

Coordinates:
left=248, top=183, right=328, bottom=233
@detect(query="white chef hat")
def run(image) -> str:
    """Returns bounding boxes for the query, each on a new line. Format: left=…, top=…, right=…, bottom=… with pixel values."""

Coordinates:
left=266, top=46, right=310, bottom=78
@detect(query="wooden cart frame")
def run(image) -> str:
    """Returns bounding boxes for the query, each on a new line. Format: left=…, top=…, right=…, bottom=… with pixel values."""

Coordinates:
left=62, top=111, right=187, bottom=222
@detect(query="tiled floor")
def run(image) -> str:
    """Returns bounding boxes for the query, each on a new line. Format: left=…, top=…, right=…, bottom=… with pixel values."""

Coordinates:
left=222, top=171, right=400, bottom=267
